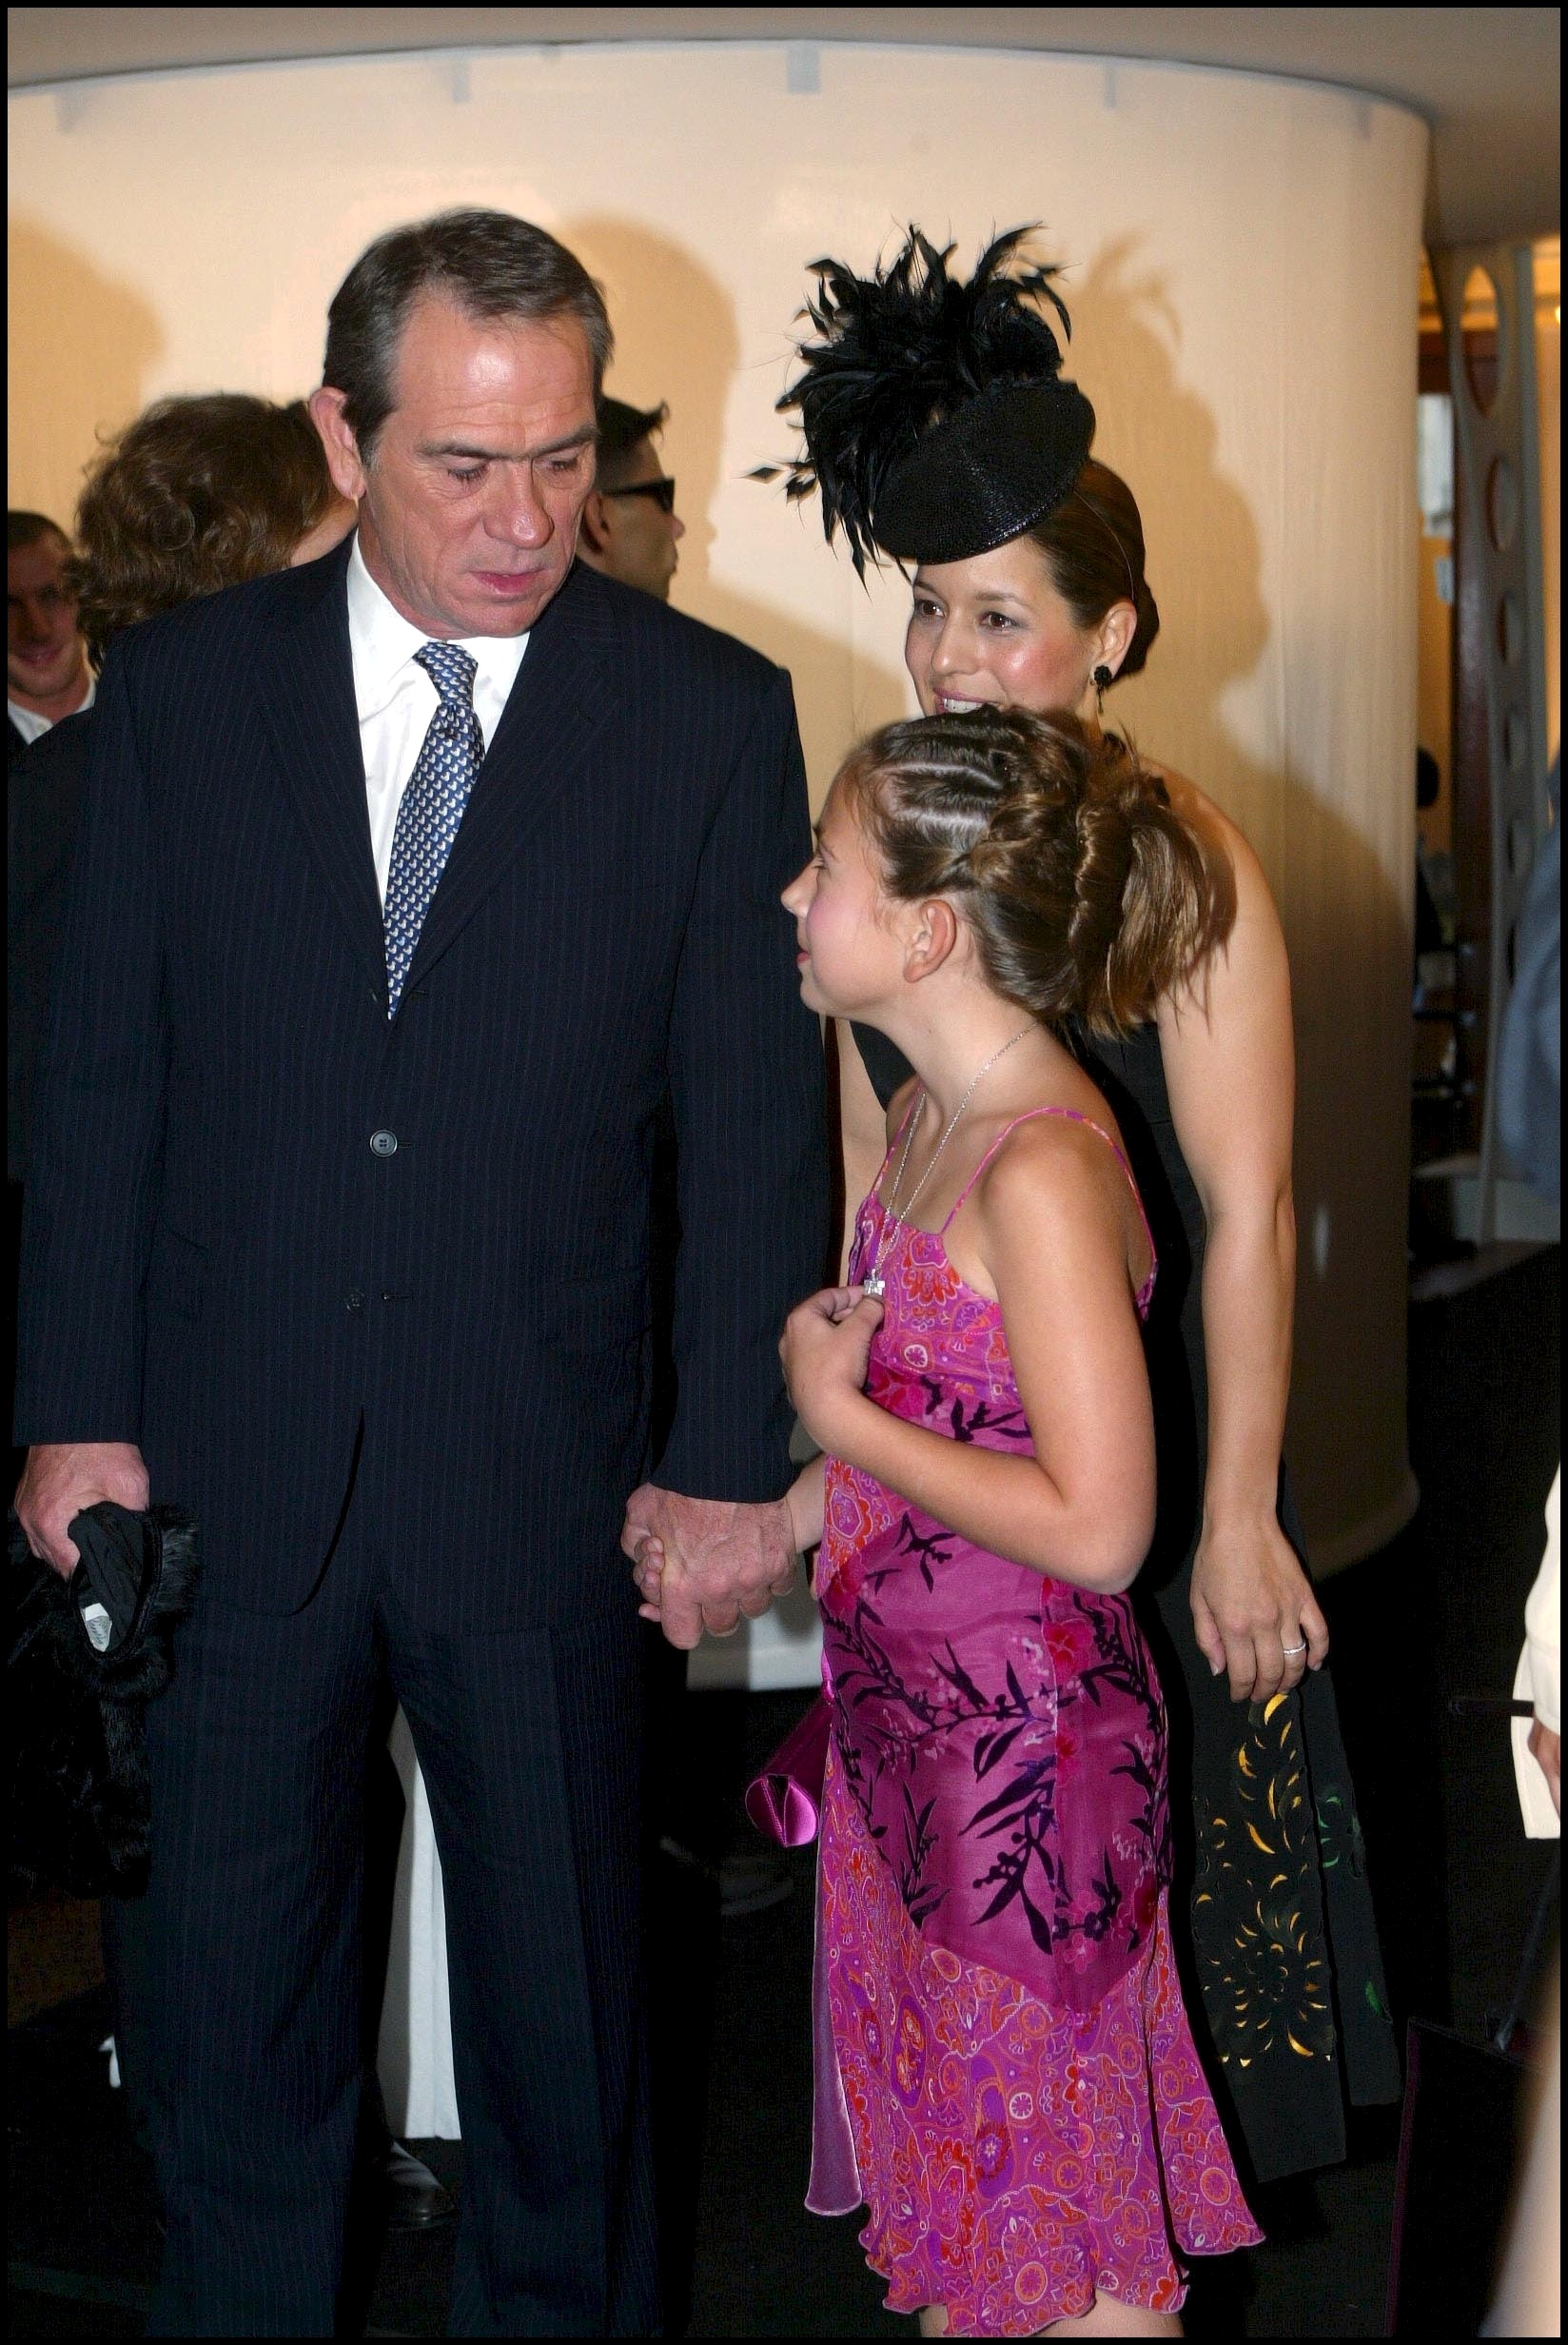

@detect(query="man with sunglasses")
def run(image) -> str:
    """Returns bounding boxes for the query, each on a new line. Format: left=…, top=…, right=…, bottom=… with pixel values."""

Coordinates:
left=579, top=394, right=685, bottom=600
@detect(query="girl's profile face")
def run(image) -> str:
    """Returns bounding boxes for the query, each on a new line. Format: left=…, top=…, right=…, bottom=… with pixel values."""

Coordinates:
left=781, top=784, right=904, bottom=1018
left=905, top=536, right=1101, bottom=720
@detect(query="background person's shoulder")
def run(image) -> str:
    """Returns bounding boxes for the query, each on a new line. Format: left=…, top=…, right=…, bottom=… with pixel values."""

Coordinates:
left=572, top=562, right=786, bottom=706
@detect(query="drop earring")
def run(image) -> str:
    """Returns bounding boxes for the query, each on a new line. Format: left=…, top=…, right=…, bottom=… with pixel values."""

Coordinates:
left=1092, top=663, right=1113, bottom=717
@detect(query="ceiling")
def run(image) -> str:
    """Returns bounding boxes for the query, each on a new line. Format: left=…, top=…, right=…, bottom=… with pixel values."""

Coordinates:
left=8, top=7, right=1559, bottom=246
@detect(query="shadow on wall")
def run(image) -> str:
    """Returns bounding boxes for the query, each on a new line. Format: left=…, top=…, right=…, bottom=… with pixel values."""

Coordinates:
left=563, top=213, right=908, bottom=792
left=7, top=216, right=163, bottom=530
left=1074, top=240, right=1414, bottom=1562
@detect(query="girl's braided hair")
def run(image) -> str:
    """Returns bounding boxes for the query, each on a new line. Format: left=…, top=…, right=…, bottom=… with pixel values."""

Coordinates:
left=837, top=704, right=1235, bottom=1035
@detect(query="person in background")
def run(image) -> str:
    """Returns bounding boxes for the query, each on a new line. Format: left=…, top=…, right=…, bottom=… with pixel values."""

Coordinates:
left=578, top=393, right=686, bottom=599
left=9, top=509, right=94, bottom=1271
left=8, top=510, right=92, bottom=753
left=13, top=392, right=454, bottom=2232
left=1514, top=1475, right=1560, bottom=1829
left=1498, top=769, right=1560, bottom=1834
left=9, top=513, right=96, bottom=1490
left=11, top=404, right=350, bottom=1204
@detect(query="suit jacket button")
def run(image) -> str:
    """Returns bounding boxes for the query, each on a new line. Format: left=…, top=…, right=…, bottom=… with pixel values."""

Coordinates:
left=370, top=1130, right=398, bottom=1157
left=345, top=1289, right=365, bottom=1312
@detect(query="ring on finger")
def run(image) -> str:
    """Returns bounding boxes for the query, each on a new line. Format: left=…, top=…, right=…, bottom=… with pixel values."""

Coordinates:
left=1282, top=1639, right=1308, bottom=1658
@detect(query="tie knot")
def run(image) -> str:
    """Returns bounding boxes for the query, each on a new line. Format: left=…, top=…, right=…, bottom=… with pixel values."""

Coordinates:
left=415, top=640, right=479, bottom=708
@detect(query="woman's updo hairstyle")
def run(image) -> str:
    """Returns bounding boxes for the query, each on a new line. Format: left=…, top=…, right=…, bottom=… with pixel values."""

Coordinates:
left=837, top=704, right=1233, bottom=1035
left=1029, top=458, right=1159, bottom=683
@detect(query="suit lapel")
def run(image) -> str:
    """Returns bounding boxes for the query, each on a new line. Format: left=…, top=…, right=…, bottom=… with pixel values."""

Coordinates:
left=399, top=561, right=616, bottom=998
left=257, top=539, right=385, bottom=988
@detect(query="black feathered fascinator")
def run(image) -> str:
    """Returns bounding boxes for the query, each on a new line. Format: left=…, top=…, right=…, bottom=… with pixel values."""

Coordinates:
left=760, top=227, right=1095, bottom=574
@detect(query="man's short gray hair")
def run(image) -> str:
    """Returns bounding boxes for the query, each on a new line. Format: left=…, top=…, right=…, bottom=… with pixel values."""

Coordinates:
left=323, top=208, right=613, bottom=463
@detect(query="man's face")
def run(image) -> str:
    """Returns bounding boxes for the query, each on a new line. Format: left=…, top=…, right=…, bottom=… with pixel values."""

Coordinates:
left=8, top=532, right=87, bottom=705
left=582, top=437, right=685, bottom=601
left=310, top=295, right=598, bottom=639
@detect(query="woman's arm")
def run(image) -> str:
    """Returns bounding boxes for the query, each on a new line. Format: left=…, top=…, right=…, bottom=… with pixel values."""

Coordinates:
left=784, top=1124, right=1156, bottom=1594
left=1157, top=783, right=1328, bottom=1701
left=835, top=1021, right=892, bottom=1279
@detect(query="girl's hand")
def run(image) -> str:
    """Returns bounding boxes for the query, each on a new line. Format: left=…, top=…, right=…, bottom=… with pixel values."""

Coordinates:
left=780, top=1285, right=884, bottom=1454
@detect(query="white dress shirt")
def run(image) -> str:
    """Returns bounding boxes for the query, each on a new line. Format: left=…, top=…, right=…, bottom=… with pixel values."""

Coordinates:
left=344, top=536, right=530, bottom=903
left=9, top=672, right=95, bottom=745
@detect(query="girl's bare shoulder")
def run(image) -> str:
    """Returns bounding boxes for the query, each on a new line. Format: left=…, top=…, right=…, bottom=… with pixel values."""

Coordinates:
left=970, top=1095, right=1136, bottom=1248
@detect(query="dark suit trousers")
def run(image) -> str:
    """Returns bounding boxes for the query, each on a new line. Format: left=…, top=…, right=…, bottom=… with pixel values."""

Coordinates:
left=143, top=1502, right=657, bottom=2337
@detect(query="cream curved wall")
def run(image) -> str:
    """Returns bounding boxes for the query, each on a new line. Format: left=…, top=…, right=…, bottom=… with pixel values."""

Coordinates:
left=9, top=42, right=1427, bottom=1568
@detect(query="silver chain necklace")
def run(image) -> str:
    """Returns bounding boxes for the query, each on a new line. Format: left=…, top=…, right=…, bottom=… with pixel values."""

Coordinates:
left=861, top=1026, right=1034, bottom=1299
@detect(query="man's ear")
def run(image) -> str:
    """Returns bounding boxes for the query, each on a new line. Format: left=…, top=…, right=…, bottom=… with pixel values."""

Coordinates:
left=578, top=490, right=612, bottom=557
left=307, top=387, right=368, bottom=505
left=905, top=897, right=960, bottom=983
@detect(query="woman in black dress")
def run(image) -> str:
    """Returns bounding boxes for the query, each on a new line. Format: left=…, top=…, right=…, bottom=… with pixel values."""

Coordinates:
left=774, top=228, right=1399, bottom=2184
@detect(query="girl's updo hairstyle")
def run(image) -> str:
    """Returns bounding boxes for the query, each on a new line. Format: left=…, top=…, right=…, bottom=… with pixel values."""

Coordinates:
left=69, top=394, right=338, bottom=666
left=1029, top=458, right=1159, bottom=683
left=837, top=704, right=1233, bottom=1035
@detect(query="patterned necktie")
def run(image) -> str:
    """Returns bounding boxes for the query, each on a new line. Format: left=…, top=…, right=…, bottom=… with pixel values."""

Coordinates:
left=383, top=640, right=484, bottom=1016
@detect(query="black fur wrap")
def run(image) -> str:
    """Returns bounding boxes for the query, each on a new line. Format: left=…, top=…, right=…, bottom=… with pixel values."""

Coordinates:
left=10, top=1503, right=200, bottom=1897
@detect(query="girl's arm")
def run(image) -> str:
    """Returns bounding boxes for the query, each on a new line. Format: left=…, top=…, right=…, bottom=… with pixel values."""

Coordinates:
left=785, top=1453, right=826, bottom=1555
left=784, top=1121, right=1155, bottom=1594
left=1157, top=784, right=1328, bottom=1700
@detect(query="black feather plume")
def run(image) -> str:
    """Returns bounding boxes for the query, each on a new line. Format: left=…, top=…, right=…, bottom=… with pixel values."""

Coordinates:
left=757, top=227, right=1076, bottom=576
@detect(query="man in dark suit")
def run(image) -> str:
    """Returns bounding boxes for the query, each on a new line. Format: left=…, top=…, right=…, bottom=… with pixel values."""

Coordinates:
left=14, top=208, right=824, bottom=2336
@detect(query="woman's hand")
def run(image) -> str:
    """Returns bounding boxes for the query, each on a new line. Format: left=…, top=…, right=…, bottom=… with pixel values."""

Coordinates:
left=1189, top=1510, right=1329, bottom=1703
left=780, top=1285, right=883, bottom=1456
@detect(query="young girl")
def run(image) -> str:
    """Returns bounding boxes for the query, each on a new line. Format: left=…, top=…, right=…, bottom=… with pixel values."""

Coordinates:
left=777, top=704, right=1258, bottom=2335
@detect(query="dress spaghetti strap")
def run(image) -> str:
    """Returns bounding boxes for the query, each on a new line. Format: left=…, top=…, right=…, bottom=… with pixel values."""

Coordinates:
left=941, top=1107, right=1158, bottom=1304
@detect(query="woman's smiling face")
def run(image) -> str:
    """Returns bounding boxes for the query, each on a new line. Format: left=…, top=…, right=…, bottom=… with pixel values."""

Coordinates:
left=904, top=534, right=1100, bottom=720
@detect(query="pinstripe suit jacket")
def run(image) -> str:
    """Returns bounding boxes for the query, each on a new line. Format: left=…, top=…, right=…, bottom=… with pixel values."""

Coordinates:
left=15, top=542, right=827, bottom=1630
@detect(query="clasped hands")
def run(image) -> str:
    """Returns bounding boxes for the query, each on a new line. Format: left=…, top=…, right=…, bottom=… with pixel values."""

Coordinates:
left=623, top=1284, right=883, bottom=1649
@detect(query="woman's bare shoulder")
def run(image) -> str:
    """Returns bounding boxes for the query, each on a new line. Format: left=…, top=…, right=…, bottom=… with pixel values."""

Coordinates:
left=1145, top=759, right=1239, bottom=852
left=1144, top=759, right=1276, bottom=915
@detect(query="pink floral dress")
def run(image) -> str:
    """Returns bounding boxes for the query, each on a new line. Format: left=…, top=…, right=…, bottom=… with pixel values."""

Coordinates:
left=810, top=1110, right=1260, bottom=2334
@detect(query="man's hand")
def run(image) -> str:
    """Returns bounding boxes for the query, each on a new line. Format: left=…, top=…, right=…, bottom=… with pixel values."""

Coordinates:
left=14, top=1442, right=151, bottom=1581
left=1190, top=1510, right=1329, bottom=1704
left=1527, top=1718, right=1561, bottom=1817
left=620, top=1485, right=796, bottom=1651
left=779, top=1285, right=883, bottom=1455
